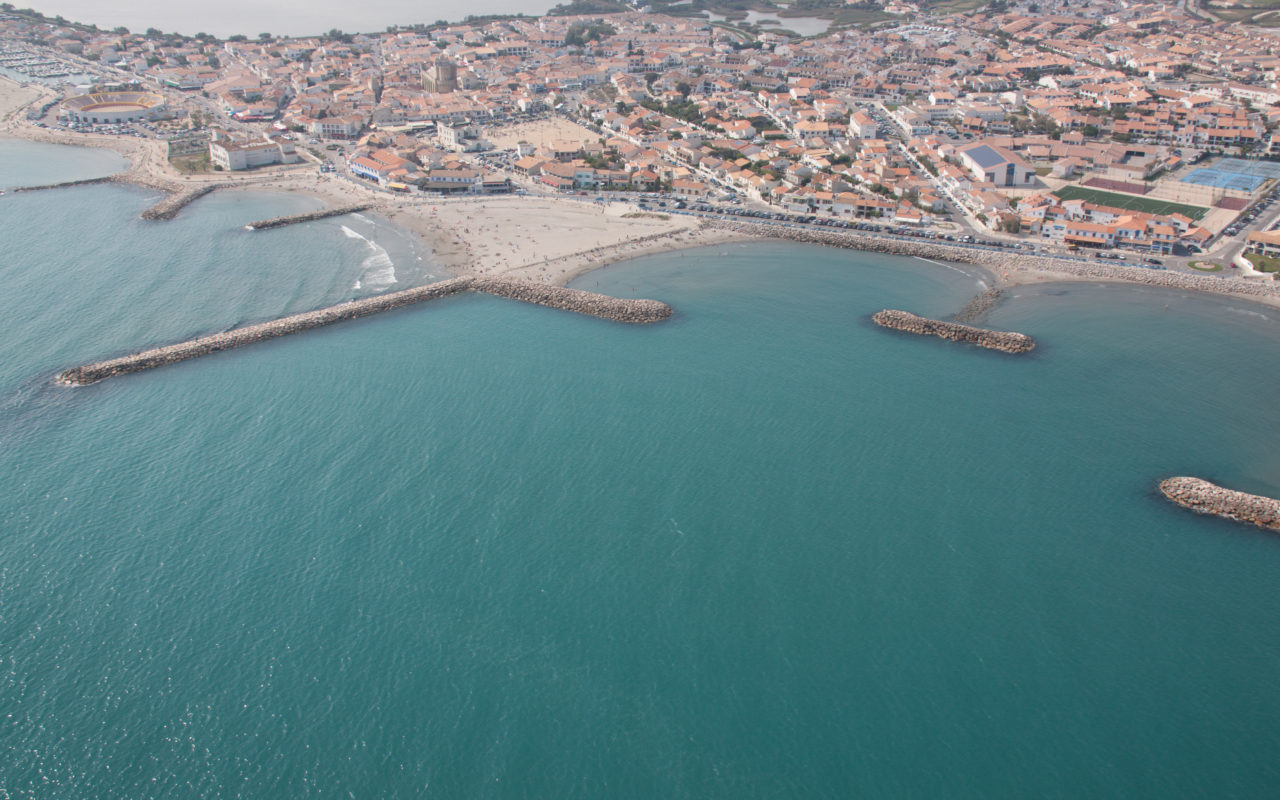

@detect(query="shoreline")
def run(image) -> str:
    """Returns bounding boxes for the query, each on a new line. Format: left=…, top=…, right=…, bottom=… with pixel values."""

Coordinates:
left=699, top=220, right=1280, bottom=312
left=5, top=75, right=1280, bottom=312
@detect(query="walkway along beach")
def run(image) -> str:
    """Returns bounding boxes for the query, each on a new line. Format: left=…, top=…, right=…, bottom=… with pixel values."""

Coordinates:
left=57, top=277, right=672, bottom=385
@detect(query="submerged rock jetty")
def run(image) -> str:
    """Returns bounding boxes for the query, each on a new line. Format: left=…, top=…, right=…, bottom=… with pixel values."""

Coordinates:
left=1159, top=477, right=1280, bottom=532
left=954, top=288, right=1004, bottom=325
left=247, top=204, right=373, bottom=231
left=873, top=309, right=1035, bottom=353
left=58, top=276, right=672, bottom=385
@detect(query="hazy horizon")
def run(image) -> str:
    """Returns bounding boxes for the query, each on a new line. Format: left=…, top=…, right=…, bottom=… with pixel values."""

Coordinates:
left=18, top=1, right=558, bottom=38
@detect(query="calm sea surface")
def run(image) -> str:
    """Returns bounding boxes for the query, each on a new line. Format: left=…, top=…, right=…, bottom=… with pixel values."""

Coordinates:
left=18, top=1, right=555, bottom=38
left=3, top=139, right=1280, bottom=798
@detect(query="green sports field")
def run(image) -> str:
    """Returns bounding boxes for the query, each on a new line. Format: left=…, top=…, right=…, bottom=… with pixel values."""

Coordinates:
left=1052, top=186, right=1208, bottom=221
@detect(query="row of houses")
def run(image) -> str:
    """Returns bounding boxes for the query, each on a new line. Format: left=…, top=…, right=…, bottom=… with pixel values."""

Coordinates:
left=347, top=147, right=511, bottom=193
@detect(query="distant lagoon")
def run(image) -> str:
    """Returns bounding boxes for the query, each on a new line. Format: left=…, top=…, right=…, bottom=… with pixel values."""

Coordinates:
left=22, top=1, right=557, bottom=38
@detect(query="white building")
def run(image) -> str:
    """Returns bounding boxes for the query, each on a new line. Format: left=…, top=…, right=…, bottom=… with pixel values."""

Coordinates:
left=849, top=109, right=878, bottom=139
left=209, top=133, right=300, bottom=170
left=957, top=143, right=1035, bottom=188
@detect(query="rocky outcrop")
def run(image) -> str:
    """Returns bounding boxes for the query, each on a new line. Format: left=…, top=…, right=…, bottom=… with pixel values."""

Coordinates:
left=58, top=276, right=672, bottom=385
left=873, top=309, right=1035, bottom=353
left=1159, top=476, right=1280, bottom=532
left=247, top=204, right=373, bottom=230
left=471, top=277, right=673, bottom=323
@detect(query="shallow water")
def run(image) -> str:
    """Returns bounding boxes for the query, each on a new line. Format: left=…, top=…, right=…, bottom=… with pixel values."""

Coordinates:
left=3, top=140, right=1280, bottom=799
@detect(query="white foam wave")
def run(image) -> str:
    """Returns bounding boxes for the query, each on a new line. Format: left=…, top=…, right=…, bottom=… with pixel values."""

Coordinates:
left=1226, top=307, right=1270, bottom=321
left=361, top=249, right=397, bottom=290
left=914, top=255, right=975, bottom=279
left=342, top=225, right=397, bottom=290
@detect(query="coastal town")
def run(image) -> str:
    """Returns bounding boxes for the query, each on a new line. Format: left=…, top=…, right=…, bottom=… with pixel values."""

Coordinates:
left=6, top=0, right=1280, bottom=284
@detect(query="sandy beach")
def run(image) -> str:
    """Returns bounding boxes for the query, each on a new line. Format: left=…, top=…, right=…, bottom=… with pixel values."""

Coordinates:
left=381, top=195, right=747, bottom=283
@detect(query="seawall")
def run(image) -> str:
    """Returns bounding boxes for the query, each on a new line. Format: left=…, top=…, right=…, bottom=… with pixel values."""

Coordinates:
left=248, top=204, right=373, bottom=230
left=1159, top=476, right=1280, bottom=532
left=58, top=276, right=673, bottom=385
left=873, top=309, right=1035, bottom=353
left=705, top=220, right=1280, bottom=305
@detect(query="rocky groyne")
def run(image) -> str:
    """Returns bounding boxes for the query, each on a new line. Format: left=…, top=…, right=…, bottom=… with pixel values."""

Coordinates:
left=1159, top=476, right=1280, bottom=532
left=471, top=277, right=673, bottom=323
left=705, top=220, right=1280, bottom=304
left=873, top=309, right=1035, bottom=353
left=10, top=175, right=123, bottom=192
left=9, top=174, right=219, bottom=221
left=247, top=204, right=373, bottom=230
left=58, top=276, right=672, bottom=385
left=141, top=183, right=225, bottom=221
left=58, top=277, right=474, bottom=385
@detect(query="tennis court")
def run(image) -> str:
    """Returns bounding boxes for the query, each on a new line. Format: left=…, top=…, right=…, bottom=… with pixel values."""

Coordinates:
left=1181, top=158, right=1280, bottom=192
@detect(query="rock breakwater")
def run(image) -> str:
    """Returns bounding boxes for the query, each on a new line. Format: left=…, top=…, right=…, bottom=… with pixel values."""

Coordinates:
left=141, top=183, right=225, bottom=221
left=247, top=204, right=374, bottom=230
left=58, top=278, right=473, bottom=385
left=1159, top=476, right=1280, bottom=532
left=471, top=277, right=673, bottom=323
left=58, top=276, right=672, bottom=385
left=9, top=174, right=220, bottom=222
left=873, top=309, right=1035, bottom=353
left=10, top=175, right=122, bottom=192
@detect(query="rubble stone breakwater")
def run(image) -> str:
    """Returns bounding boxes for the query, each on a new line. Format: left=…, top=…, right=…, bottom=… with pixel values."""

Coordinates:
left=141, top=183, right=226, bottom=221
left=58, top=277, right=473, bottom=385
left=10, top=174, right=219, bottom=222
left=471, top=277, right=673, bottom=323
left=1159, top=476, right=1280, bottom=532
left=247, top=204, right=374, bottom=231
left=873, top=309, right=1035, bottom=353
left=10, top=174, right=123, bottom=192
left=58, top=277, right=672, bottom=385
left=706, top=220, right=1280, bottom=304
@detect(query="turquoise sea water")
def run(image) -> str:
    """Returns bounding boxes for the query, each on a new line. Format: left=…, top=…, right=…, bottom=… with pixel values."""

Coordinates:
left=3, top=139, right=1280, bottom=798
